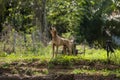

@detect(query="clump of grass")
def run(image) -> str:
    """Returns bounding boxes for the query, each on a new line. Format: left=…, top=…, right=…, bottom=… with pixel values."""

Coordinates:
left=49, top=55, right=82, bottom=68
left=0, top=63, right=10, bottom=69
left=72, top=69, right=120, bottom=77
left=48, top=48, right=120, bottom=68
left=49, top=56, right=71, bottom=68
left=0, top=52, right=7, bottom=57
left=0, top=44, right=51, bottom=63
left=80, top=49, right=107, bottom=60
left=79, top=48, right=120, bottom=65
left=110, top=49, right=120, bottom=64
left=29, top=69, right=48, bottom=76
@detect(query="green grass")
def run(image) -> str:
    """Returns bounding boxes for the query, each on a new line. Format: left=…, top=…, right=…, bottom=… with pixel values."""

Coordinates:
left=49, top=48, right=120, bottom=68
left=49, top=55, right=80, bottom=68
left=0, top=45, right=120, bottom=66
left=0, top=44, right=52, bottom=62
left=0, top=45, right=120, bottom=77
left=72, top=69, right=120, bottom=77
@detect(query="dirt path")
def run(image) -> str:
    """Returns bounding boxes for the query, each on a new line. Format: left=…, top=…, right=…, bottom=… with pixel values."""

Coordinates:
left=0, top=73, right=119, bottom=80
left=0, top=59, right=120, bottom=80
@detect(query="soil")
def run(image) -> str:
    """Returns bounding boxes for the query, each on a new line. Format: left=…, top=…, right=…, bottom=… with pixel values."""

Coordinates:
left=0, top=59, right=120, bottom=80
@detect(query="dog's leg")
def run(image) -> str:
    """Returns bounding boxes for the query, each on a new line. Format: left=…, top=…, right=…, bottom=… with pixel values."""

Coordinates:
left=62, top=46, right=65, bottom=54
left=68, top=46, right=72, bottom=55
left=56, top=46, right=59, bottom=57
left=52, top=44, right=55, bottom=58
left=65, top=46, right=67, bottom=54
left=107, top=51, right=109, bottom=59
left=70, top=48, right=72, bottom=55
left=63, top=45, right=67, bottom=54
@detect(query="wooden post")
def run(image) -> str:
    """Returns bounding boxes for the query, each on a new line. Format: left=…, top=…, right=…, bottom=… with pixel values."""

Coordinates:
left=13, top=31, right=16, bottom=53
left=83, top=39, right=86, bottom=55
left=31, top=32, right=36, bottom=54
left=23, top=33, right=27, bottom=51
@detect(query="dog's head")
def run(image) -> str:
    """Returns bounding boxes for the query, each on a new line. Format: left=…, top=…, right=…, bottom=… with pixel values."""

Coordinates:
left=50, top=27, right=57, bottom=38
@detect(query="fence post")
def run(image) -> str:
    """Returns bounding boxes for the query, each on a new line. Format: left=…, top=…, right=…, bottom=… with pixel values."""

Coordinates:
left=31, top=32, right=36, bottom=54
left=83, top=39, right=87, bottom=54
left=13, top=31, right=16, bottom=53
left=23, top=33, right=27, bottom=53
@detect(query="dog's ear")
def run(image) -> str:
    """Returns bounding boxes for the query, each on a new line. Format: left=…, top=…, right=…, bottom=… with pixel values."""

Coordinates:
left=53, top=27, right=56, bottom=31
left=50, top=26, right=57, bottom=32
left=50, top=26, right=52, bottom=30
left=50, top=26, right=54, bottom=31
left=54, top=29, right=57, bottom=35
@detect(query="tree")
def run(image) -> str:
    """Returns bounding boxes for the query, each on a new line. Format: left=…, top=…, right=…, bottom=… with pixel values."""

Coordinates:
left=0, top=0, right=120, bottom=47
left=46, top=0, right=84, bottom=35
left=76, top=0, right=120, bottom=47
left=0, top=0, right=6, bottom=32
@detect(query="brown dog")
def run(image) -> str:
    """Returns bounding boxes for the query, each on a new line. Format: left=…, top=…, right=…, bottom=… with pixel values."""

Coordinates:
left=50, top=27, right=73, bottom=57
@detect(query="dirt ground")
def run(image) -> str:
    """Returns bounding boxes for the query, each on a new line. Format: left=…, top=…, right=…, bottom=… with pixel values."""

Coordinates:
left=0, top=59, right=120, bottom=80
left=0, top=74, right=119, bottom=80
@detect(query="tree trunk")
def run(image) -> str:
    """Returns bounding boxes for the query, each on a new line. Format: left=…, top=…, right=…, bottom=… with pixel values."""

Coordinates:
left=33, top=0, right=49, bottom=45
left=42, top=0, right=49, bottom=45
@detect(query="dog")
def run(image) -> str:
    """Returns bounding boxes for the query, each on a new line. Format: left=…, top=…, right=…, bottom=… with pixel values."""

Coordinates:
left=50, top=27, right=74, bottom=57
left=106, top=39, right=115, bottom=60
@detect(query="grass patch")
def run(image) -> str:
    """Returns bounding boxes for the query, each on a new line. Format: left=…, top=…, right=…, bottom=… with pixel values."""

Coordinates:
left=0, top=45, right=120, bottom=69
left=0, top=44, right=52, bottom=64
left=72, top=69, right=120, bottom=77
left=49, top=55, right=82, bottom=68
left=80, top=48, right=120, bottom=64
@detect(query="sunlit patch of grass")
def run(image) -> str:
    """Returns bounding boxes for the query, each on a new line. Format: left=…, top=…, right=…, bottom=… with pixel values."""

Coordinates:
left=0, top=45, right=52, bottom=63
left=3, top=53, right=50, bottom=64
left=49, top=54, right=106, bottom=68
left=80, top=49, right=107, bottom=60
left=77, top=45, right=107, bottom=60
left=49, top=55, right=86, bottom=68
left=78, top=48, right=120, bottom=64
left=110, top=49, right=120, bottom=64
left=0, top=45, right=120, bottom=77
left=49, top=55, right=75, bottom=68
left=49, top=48, right=120, bottom=68
left=72, top=69, right=120, bottom=77
left=0, top=45, right=120, bottom=67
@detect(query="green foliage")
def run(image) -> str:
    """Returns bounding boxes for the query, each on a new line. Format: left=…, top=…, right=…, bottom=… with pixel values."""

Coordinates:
left=47, top=0, right=84, bottom=34
left=62, top=32, right=72, bottom=39
left=46, top=0, right=120, bottom=46
left=0, top=0, right=120, bottom=47
left=1, top=0, right=34, bottom=33
left=75, top=0, right=120, bottom=45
